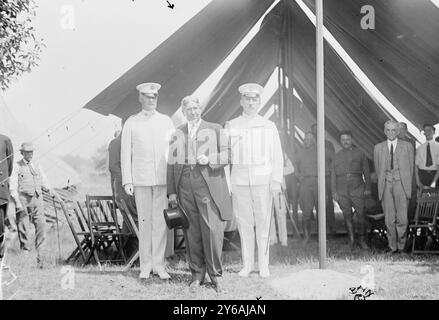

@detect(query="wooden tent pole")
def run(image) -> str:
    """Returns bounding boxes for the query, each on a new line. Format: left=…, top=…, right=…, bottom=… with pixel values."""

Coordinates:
left=316, top=0, right=327, bottom=269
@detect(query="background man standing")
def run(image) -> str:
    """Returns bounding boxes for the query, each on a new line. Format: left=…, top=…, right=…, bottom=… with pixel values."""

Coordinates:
left=9, top=142, right=55, bottom=267
left=415, top=124, right=439, bottom=189
left=0, top=133, right=14, bottom=259
left=332, top=131, right=371, bottom=249
left=374, top=120, right=414, bottom=254
left=295, top=132, right=318, bottom=244
left=108, top=127, right=138, bottom=257
left=311, top=124, right=336, bottom=236
left=121, top=82, right=175, bottom=280
left=227, top=83, right=283, bottom=278
left=167, top=95, right=232, bottom=293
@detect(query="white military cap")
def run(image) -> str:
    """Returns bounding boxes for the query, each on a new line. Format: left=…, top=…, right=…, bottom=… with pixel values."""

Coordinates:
left=238, top=83, right=263, bottom=97
left=136, top=82, right=161, bottom=95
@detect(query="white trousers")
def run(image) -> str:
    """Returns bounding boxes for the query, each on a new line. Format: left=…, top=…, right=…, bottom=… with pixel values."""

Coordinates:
left=134, top=185, right=168, bottom=273
left=270, top=192, right=288, bottom=246
left=232, top=185, right=272, bottom=271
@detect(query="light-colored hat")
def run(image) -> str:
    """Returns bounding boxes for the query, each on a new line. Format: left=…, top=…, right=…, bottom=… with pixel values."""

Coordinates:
left=136, top=82, right=161, bottom=95
left=239, top=83, right=263, bottom=97
left=20, top=142, right=35, bottom=152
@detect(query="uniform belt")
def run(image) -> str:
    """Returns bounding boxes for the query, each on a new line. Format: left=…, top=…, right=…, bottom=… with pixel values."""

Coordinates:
left=302, top=174, right=330, bottom=178
left=336, top=173, right=362, bottom=178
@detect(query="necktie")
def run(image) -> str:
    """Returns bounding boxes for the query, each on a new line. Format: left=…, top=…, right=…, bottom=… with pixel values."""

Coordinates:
left=426, top=142, right=433, bottom=167
left=390, top=143, right=394, bottom=170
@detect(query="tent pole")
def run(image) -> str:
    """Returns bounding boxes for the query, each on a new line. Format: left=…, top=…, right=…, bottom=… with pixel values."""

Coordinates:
left=316, top=0, right=326, bottom=269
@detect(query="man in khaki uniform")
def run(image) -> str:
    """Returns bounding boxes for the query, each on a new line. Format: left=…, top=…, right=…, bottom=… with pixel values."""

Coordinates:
left=332, top=130, right=371, bottom=249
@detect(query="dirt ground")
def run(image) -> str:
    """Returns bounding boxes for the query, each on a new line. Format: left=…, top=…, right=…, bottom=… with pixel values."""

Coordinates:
left=1, top=222, right=439, bottom=300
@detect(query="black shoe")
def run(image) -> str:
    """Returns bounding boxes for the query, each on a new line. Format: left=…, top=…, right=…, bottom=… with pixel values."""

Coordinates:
left=211, top=277, right=225, bottom=293
left=189, top=280, right=202, bottom=293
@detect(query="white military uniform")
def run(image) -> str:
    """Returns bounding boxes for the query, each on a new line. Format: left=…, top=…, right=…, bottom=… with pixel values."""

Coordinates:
left=228, top=112, right=283, bottom=274
left=121, top=109, right=174, bottom=274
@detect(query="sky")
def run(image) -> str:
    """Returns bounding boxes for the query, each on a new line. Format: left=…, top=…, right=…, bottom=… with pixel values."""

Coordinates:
left=2, top=0, right=212, bottom=158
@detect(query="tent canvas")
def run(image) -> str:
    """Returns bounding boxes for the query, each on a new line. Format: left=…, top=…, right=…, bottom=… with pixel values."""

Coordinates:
left=0, top=94, right=81, bottom=188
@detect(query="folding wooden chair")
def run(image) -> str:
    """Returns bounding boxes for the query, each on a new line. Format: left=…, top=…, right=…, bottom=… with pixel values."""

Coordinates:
left=61, top=201, right=92, bottom=264
left=84, top=195, right=132, bottom=267
left=408, top=190, right=439, bottom=254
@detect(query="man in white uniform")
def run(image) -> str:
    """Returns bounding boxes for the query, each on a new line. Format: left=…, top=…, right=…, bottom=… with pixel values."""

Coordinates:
left=227, top=83, right=283, bottom=278
left=121, top=82, right=175, bottom=280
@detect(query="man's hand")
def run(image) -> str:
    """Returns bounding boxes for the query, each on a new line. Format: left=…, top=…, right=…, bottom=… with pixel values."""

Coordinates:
left=271, top=181, right=282, bottom=195
left=124, top=183, right=134, bottom=196
left=197, top=154, right=209, bottom=165
left=168, top=194, right=178, bottom=208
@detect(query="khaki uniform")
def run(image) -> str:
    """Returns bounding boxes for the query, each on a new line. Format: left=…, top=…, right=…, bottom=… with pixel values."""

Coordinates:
left=331, top=147, right=371, bottom=244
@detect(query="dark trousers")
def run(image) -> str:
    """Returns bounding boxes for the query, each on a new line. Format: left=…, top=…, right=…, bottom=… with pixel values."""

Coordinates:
left=178, top=166, right=225, bottom=283
left=299, top=177, right=334, bottom=229
left=326, top=179, right=336, bottom=232
left=113, top=178, right=138, bottom=257
left=17, top=194, right=46, bottom=254
left=419, top=169, right=438, bottom=187
left=0, top=203, right=6, bottom=258
left=336, top=177, right=366, bottom=231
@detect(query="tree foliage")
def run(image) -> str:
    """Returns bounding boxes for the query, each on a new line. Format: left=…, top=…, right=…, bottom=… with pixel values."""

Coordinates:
left=0, top=0, right=44, bottom=90
left=91, top=143, right=109, bottom=177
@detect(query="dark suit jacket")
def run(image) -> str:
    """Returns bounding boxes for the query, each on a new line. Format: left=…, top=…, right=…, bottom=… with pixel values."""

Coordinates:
left=167, top=120, right=232, bottom=221
left=374, top=139, right=414, bottom=200
left=0, top=134, right=13, bottom=205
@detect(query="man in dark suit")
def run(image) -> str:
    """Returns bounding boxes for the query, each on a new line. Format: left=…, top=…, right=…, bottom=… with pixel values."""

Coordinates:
left=0, top=133, right=14, bottom=259
left=167, top=95, right=232, bottom=293
left=108, top=127, right=138, bottom=257
left=374, top=120, right=414, bottom=254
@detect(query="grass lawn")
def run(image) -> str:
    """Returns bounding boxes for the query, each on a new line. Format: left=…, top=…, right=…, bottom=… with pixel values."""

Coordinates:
left=2, top=221, right=439, bottom=300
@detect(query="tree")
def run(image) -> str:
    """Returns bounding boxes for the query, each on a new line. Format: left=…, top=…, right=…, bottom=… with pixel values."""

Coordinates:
left=91, top=143, right=109, bottom=177
left=0, top=0, right=44, bottom=90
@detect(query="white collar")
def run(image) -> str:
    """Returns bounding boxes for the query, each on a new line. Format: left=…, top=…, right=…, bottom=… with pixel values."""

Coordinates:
left=188, top=119, right=202, bottom=129
left=141, top=109, right=156, bottom=116
left=387, top=139, right=398, bottom=149
left=242, top=112, right=258, bottom=119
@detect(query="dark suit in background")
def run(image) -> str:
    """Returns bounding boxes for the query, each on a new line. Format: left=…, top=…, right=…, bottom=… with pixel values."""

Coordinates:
left=108, top=133, right=138, bottom=256
left=0, top=134, right=14, bottom=258
left=167, top=120, right=232, bottom=285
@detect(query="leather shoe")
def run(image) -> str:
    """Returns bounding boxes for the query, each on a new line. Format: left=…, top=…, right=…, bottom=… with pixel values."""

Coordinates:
left=238, top=267, right=253, bottom=277
left=189, top=280, right=202, bottom=293
left=211, top=277, right=225, bottom=293
left=139, top=270, right=151, bottom=279
left=259, top=268, right=270, bottom=278
left=154, top=268, right=171, bottom=280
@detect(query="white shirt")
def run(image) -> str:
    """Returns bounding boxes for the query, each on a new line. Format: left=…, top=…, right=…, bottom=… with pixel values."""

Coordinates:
left=416, top=140, right=439, bottom=170
left=227, top=113, right=283, bottom=186
left=121, top=110, right=175, bottom=186
left=187, top=119, right=202, bottom=139
left=387, top=139, right=398, bottom=153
